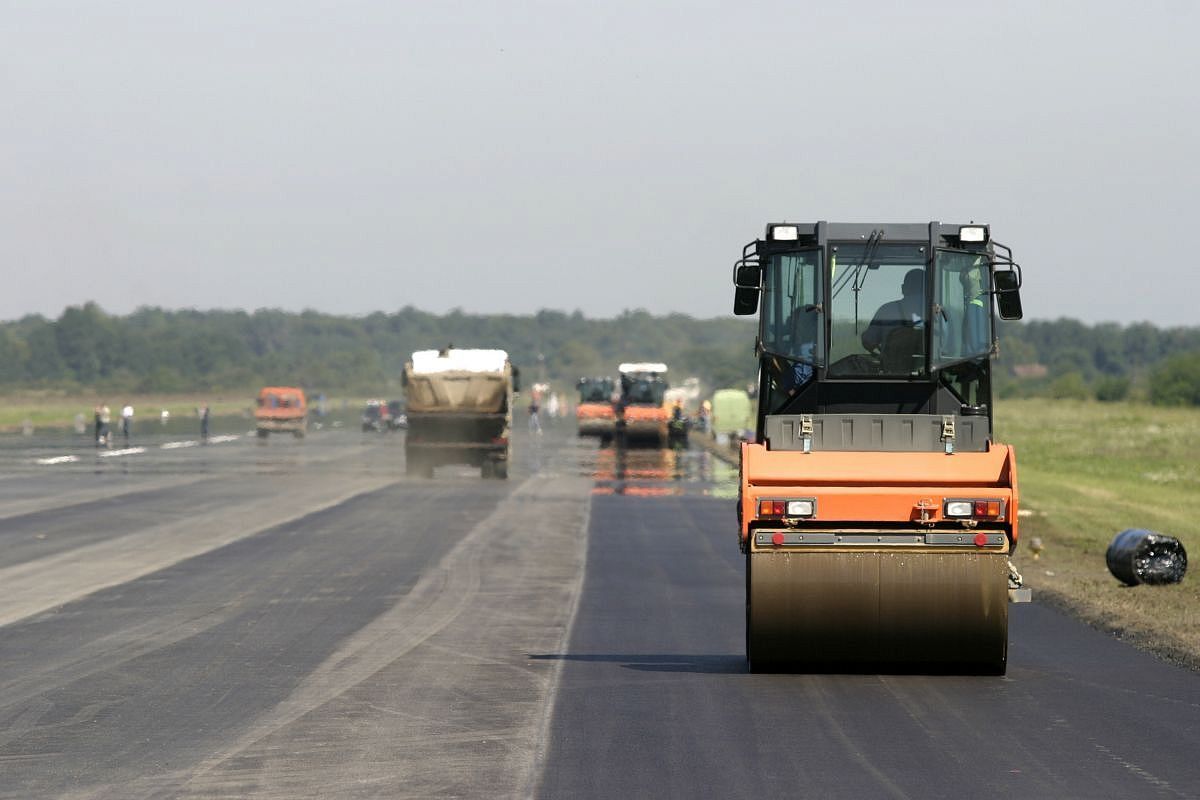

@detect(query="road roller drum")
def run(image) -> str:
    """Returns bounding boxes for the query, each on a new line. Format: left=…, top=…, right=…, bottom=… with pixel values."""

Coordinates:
left=746, top=548, right=1009, bottom=672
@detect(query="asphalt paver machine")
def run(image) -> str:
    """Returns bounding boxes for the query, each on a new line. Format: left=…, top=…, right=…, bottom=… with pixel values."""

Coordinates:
left=733, top=221, right=1028, bottom=673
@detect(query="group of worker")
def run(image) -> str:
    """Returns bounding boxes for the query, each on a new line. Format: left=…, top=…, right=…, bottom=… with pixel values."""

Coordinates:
left=92, top=403, right=211, bottom=446
left=92, top=404, right=133, bottom=447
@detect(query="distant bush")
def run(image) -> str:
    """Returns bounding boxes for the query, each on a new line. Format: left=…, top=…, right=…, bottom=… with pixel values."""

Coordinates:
left=1048, top=371, right=1089, bottom=400
left=1094, top=376, right=1131, bottom=402
left=1150, top=351, right=1200, bottom=406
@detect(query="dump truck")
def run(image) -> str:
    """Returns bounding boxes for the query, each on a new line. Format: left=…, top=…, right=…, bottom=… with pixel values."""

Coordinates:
left=576, top=376, right=616, bottom=439
left=254, top=386, right=307, bottom=439
left=402, top=348, right=517, bottom=479
left=615, top=362, right=670, bottom=447
left=732, top=221, right=1028, bottom=673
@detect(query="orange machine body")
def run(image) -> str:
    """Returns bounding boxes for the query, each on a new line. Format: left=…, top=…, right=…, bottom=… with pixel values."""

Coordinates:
left=577, top=401, right=616, bottom=437
left=739, top=441, right=1020, bottom=545
left=577, top=402, right=615, bottom=421
left=622, top=403, right=669, bottom=442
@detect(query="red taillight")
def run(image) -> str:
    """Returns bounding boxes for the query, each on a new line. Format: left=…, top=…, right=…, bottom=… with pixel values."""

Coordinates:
left=492, top=436, right=508, bottom=445
left=971, top=500, right=1002, bottom=519
left=758, top=500, right=786, bottom=517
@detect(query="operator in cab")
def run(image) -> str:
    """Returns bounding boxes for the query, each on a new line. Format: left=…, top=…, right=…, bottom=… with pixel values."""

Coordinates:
left=861, top=267, right=925, bottom=354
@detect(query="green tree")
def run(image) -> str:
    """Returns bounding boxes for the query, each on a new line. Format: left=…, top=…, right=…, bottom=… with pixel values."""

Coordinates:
left=1149, top=351, right=1200, bottom=406
left=1093, top=376, right=1131, bottom=402
left=1049, top=371, right=1088, bottom=400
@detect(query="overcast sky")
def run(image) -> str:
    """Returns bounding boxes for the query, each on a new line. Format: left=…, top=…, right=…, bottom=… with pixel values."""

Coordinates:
left=2, top=1, right=1197, bottom=326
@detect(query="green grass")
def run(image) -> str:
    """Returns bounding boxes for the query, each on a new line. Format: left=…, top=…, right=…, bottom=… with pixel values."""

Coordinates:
left=0, top=392, right=255, bottom=432
left=0, top=390, right=383, bottom=434
left=996, top=398, right=1200, bottom=668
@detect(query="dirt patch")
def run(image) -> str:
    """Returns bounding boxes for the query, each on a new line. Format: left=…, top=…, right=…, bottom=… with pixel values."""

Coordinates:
left=1013, top=515, right=1198, bottom=673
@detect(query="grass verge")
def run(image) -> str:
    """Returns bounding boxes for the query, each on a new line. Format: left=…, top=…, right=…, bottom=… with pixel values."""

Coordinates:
left=0, top=391, right=253, bottom=432
left=997, top=398, right=1199, bottom=670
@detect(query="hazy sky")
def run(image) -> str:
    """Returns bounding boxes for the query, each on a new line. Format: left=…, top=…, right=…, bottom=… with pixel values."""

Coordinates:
left=2, top=1, right=1198, bottom=325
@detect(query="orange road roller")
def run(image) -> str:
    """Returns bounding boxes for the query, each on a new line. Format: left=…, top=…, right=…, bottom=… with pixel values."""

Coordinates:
left=732, top=221, right=1029, bottom=673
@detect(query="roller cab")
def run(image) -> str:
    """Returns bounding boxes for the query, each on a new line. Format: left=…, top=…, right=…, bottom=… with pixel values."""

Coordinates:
left=732, top=222, right=1027, bottom=673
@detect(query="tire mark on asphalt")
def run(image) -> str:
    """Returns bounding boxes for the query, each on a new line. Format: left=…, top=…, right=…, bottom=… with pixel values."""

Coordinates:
left=0, top=475, right=399, bottom=629
left=170, top=476, right=592, bottom=799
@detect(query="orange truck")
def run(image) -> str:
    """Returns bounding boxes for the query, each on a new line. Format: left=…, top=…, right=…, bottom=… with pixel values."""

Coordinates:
left=732, top=221, right=1028, bottom=673
left=615, top=362, right=669, bottom=447
left=255, top=386, right=307, bottom=439
left=576, top=376, right=616, bottom=439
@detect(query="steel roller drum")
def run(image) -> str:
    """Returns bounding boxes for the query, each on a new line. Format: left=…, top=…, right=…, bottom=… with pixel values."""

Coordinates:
left=746, top=550, right=1009, bottom=673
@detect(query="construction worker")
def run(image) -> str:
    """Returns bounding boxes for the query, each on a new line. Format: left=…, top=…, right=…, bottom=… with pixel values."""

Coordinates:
left=962, top=268, right=989, bottom=355
left=862, top=268, right=925, bottom=354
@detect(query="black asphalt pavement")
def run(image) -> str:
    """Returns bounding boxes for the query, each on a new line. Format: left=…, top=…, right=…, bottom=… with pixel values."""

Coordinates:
left=536, top=491, right=1200, bottom=800
left=0, top=424, right=1197, bottom=798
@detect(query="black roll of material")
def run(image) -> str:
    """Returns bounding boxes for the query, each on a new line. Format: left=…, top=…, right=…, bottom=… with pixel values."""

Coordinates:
left=1106, top=529, right=1188, bottom=586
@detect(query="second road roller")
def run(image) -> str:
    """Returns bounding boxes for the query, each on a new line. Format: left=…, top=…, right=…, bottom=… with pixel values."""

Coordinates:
left=732, top=221, right=1030, bottom=673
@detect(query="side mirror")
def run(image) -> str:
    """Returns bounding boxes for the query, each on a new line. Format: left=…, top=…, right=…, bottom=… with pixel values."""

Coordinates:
left=993, top=269, right=1023, bottom=320
left=400, top=370, right=409, bottom=387
left=733, top=263, right=761, bottom=316
left=511, top=366, right=521, bottom=393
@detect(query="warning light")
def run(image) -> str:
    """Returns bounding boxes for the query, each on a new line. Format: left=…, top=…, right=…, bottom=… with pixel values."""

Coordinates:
left=974, top=532, right=989, bottom=547
left=946, top=498, right=1004, bottom=520
left=757, top=498, right=816, bottom=518
left=772, top=532, right=786, bottom=546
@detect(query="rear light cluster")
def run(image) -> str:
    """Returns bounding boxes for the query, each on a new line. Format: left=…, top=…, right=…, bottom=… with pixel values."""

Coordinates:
left=757, top=498, right=816, bottom=519
left=944, top=499, right=1005, bottom=520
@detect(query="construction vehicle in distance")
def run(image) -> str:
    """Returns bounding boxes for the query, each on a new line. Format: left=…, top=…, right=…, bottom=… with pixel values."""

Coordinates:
left=576, top=376, right=616, bottom=440
left=664, top=382, right=699, bottom=448
left=255, top=386, right=307, bottom=439
left=615, top=362, right=670, bottom=447
left=402, top=348, right=518, bottom=479
left=732, top=221, right=1027, bottom=673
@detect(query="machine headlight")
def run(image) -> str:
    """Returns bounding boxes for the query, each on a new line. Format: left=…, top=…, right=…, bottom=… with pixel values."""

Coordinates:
left=945, top=500, right=973, bottom=517
left=786, top=499, right=815, bottom=517
left=959, top=225, right=988, bottom=243
left=771, top=224, right=799, bottom=241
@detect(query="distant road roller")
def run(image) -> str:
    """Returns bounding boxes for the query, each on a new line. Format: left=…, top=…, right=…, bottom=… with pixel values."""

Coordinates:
left=732, top=221, right=1029, bottom=673
left=615, top=362, right=670, bottom=447
left=576, top=376, right=616, bottom=439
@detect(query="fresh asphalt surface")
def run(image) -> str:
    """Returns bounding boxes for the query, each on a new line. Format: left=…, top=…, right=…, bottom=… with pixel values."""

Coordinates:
left=0, top=421, right=1197, bottom=798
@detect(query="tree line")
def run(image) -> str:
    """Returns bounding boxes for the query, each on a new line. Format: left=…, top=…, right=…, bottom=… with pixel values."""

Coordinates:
left=0, top=303, right=1198, bottom=405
